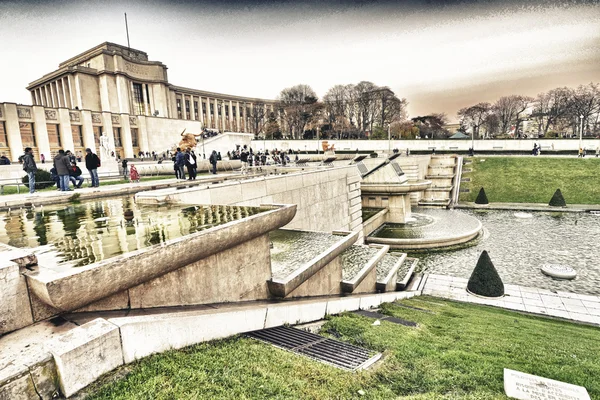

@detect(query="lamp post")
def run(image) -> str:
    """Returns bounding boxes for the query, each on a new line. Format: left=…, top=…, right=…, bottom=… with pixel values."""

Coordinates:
left=388, top=124, right=391, bottom=155
left=579, top=114, right=584, bottom=151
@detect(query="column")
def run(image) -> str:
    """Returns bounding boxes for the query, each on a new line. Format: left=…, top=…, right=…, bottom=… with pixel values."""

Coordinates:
left=249, top=103, right=254, bottom=133
left=204, top=97, right=211, bottom=128
left=57, top=108, right=75, bottom=151
left=49, top=83, right=58, bottom=108
left=137, top=116, right=150, bottom=152
left=181, top=94, right=187, bottom=120
left=228, top=100, right=233, bottom=132
left=213, top=98, right=219, bottom=130
left=3, top=104, right=24, bottom=162
left=80, top=110, right=96, bottom=153
left=142, top=84, right=150, bottom=116
left=221, top=100, right=226, bottom=131
left=61, top=78, right=71, bottom=109
left=120, top=113, right=134, bottom=159
left=32, top=106, right=51, bottom=160
left=67, top=75, right=78, bottom=109
left=116, top=75, right=130, bottom=114
left=199, top=97, right=205, bottom=126
left=190, top=96, right=196, bottom=121
left=43, top=86, right=51, bottom=107
left=74, top=75, right=83, bottom=109
left=236, top=101, right=241, bottom=132
left=55, top=81, right=63, bottom=108
left=242, top=102, right=247, bottom=132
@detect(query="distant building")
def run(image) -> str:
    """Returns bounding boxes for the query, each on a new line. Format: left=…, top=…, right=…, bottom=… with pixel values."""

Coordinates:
left=0, top=42, right=277, bottom=161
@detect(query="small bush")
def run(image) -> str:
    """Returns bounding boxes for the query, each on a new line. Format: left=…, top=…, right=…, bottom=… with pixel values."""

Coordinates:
left=474, top=187, right=489, bottom=204
left=549, top=189, right=566, bottom=207
left=467, top=250, right=504, bottom=298
left=22, top=170, right=55, bottom=190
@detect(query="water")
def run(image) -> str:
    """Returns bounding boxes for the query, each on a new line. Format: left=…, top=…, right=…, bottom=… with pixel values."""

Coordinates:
left=412, top=209, right=600, bottom=295
left=362, top=208, right=384, bottom=222
left=0, top=196, right=262, bottom=272
left=270, top=230, right=342, bottom=280
left=340, top=245, right=380, bottom=280
left=371, top=208, right=481, bottom=239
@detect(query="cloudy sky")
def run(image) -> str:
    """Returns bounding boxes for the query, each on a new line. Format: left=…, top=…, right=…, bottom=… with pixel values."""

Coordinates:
left=1, top=0, right=599, bottom=121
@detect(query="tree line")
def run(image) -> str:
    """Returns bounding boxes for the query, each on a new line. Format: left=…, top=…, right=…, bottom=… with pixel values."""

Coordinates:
left=250, top=82, right=599, bottom=140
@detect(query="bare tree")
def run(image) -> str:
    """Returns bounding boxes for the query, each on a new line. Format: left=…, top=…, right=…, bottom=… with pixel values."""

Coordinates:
left=493, top=96, right=532, bottom=137
left=249, top=102, right=267, bottom=135
left=570, top=83, right=600, bottom=136
left=457, top=102, right=492, bottom=138
left=278, top=84, right=319, bottom=139
left=323, top=85, right=348, bottom=139
left=532, top=87, right=572, bottom=136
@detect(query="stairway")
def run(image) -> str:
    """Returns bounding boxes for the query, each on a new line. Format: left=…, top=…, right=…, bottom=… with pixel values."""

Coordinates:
left=419, top=155, right=459, bottom=208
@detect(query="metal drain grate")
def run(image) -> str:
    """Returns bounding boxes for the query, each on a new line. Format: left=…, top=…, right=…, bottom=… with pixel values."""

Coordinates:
left=353, top=310, right=417, bottom=327
left=356, top=161, right=369, bottom=177
left=391, top=161, right=405, bottom=177
left=246, top=326, right=380, bottom=371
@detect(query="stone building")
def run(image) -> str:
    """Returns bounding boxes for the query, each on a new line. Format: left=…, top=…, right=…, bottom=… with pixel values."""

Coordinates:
left=0, top=42, right=277, bottom=161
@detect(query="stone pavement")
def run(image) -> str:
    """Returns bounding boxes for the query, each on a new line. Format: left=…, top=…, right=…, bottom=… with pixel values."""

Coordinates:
left=0, top=173, right=241, bottom=210
left=456, top=202, right=600, bottom=212
left=423, top=274, right=600, bottom=326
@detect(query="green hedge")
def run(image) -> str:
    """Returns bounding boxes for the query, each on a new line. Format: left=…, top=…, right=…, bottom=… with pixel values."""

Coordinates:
left=21, top=170, right=55, bottom=190
left=467, top=250, right=504, bottom=298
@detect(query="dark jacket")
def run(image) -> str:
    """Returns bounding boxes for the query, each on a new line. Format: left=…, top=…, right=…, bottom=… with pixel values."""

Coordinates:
left=85, top=153, right=101, bottom=170
left=209, top=152, right=217, bottom=164
left=69, top=165, right=82, bottom=177
left=240, top=151, right=248, bottom=162
left=185, top=152, right=197, bottom=167
left=22, top=153, right=37, bottom=173
left=53, top=154, right=71, bottom=175
left=175, top=151, right=186, bottom=167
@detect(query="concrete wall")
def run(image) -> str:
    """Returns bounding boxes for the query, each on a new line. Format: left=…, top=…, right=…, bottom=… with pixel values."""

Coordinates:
left=252, top=139, right=600, bottom=153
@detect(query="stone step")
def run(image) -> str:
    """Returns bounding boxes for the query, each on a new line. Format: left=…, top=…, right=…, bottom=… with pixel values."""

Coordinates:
left=418, top=199, right=451, bottom=207
left=396, top=258, right=419, bottom=290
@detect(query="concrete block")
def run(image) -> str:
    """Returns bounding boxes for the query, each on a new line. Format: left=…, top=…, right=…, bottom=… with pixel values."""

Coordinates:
left=265, top=301, right=328, bottom=328
left=240, top=179, right=267, bottom=201
left=359, top=294, right=382, bottom=310
left=266, top=177, right=288, bottom=195
left=210, top=183, right=242, bottom=205
left=285, top=174, right=305, bottom=191
left=0, top=261, right=34, bottom=335
left=302, top=172, right=319, bottom=188
left=113, top=307, right=267, bottom=363
left=49, top=318, right=124, bottom=398
left=349, top=196, right=362, bottom=208
left=0, top=370, right=39, bottom=400
left=326, top=297, right=361, bottom=315
left=29, top=357, right=59, bottom=400
left=75, top=291, right=130, bottom=313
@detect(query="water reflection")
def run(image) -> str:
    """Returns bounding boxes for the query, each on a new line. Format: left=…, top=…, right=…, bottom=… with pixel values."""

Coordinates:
left=412, top=210, right=600, bottom=295
left=0, top=197, right=262, bottom=272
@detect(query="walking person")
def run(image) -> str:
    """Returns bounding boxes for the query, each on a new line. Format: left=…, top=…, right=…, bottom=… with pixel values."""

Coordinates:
left=175, top=147, right=186, bottom=180
left=185, top=149, right=197, bottom=180
left=122, top=159, right=128, bottom=179
left=22, top=147, right=37, bottom=194
left=209, top=150, right=218, bottom=174
left=53, top=150, right=72, bottom=192
left=129, top=164, right=140, bottom=183
left=40, top=153, right=45, bottom=164
left=240, top=149, right=249, bottom=174
left=85, top=148, right=101, bottom=187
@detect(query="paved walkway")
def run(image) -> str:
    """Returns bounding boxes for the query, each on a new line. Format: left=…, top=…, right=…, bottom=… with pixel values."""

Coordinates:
left=456, top=202, right=600, bottom=212
left=423, top=274, right=600, bottom=326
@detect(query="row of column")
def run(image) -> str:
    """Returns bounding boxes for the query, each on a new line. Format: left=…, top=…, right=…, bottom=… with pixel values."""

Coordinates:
left=1, top=104, right=139, bottom=162
left=31, top=77, right=76, bottom=110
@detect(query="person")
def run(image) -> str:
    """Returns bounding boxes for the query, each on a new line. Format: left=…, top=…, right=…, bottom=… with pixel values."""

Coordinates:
left=175, top=147, right=186, bottom=179
left=122, top=158, right=128, bottom=179
left=129, top=164, right=140, bottom=183
left=578, top=147, right=583, bottom=158
left=209, top=150, right=218, bottom=174
left=40, top=153, right=45, bottom=164
left=0, top=155, right=10, bottom=165
left=22, top=147, right=37, bottom=194
left=53, top=149, right=72, bottom=191
left=217, top=152, right=222, bottom=161
left=84, top=148, right=101, bottom=188
left=240, top=149, right=249, bottom=174
left=50, top=167, right=60, bottom=189
left=596, top=146, right=599, bottom=158
left=185, top=149, right=197, bottom=180
left=66, top=150, right=76, bottom=164
left=68, top=162, right=84, bottom=188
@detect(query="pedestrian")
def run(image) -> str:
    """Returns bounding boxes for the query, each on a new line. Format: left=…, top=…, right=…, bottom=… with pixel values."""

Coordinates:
left=209, top=150, right=218, bottom=174
left=240, top=149, right=249, bottom=174
left=129, top=164, right=140, bottom=183
left=175, top=147, right=186, bottom=179
left=578, top=148, right=583, bottom=158
left=122, top=158, right=129, bottom=179
left=22, top=147, right=37, bottom=194
left=66, top=150, right=76, bottom=164
left=68, top=162, right=84, bottom=188
left=185, top=149, right=197, bottom=180
left=0, top=154, right=11, bottom=165
left=40, top=153, right=45, bottom=164
left=50, top=167, right=60, bottom=189
left=53, top=149, right=72, bottom=191
left=85, top=148, right=101, bottom=187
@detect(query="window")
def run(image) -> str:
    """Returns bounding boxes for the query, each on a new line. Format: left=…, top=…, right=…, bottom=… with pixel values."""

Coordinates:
left=19, top=123, right=36, bottom=147
left=131, top=128, right=139, bottom=147
left=0, top=122, right=8, bottom=147
left=47, top=124, right=61, bottom=147
left=71, top=125, right=84, bottom=147
left=210, top=104, right=214, bottom=115
left=93, top=126, right=103, bottom=150
left=232, top=106, right=236, bottom=117
left=202, top=103, right=207, bottom=113
left=176, top=98, right=182, bottom=119
left=185, top=100, right=190, bottom=120
left=113, top=127, right=122, bottom=147
left=194, top=101, right=199, bottom=120
left=132, top=83, right=145, bottom=115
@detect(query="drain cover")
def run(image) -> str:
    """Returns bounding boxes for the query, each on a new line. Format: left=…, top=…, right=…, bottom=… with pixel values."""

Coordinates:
left=353, top=310, right=417, bottom=327
left=246, top=326, right=380, bottom=371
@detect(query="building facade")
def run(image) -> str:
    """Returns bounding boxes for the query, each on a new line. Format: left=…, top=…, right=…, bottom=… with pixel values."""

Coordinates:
left=0, top=42, right=277, bottom=161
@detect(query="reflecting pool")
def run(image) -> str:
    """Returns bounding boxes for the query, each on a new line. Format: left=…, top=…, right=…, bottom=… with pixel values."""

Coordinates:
left=0, top=196, right=262, bottom=271
left=411, top=209, right=600, bottom=295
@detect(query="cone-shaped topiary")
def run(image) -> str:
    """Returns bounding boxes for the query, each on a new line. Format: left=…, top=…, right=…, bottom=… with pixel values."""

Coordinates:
left=549, top=189, right=566, bottom=207
left=474, top=187, right=489, bottom=204
left=467, top=250, right=504, bottom=298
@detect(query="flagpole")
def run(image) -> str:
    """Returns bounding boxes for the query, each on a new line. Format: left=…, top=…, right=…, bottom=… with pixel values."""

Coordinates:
left=125, top=13, right=131, bottom=48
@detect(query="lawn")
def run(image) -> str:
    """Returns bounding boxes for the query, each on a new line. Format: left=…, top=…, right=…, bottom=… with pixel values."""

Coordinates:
left=86, top=297, right=600, bottom=400
left=459, top=156, right=600, bottom=204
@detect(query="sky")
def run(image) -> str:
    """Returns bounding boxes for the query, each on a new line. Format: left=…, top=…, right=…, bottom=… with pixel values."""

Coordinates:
left=1, top=0, right=599, bottom=122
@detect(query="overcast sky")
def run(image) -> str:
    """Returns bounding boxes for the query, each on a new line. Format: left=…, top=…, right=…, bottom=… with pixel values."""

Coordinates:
left=1, top=0, right=599, bottom=121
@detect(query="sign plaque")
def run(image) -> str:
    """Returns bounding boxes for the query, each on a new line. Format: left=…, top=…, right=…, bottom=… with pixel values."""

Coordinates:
left=504, top=369, right=590, bottom=400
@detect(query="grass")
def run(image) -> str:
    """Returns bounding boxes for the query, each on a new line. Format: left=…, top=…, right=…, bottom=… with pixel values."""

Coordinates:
left=459, top=157, right=600, bottom=204
left=86, top=297, right=600, bottom=400
left=0, top=175, right=178, bottom=196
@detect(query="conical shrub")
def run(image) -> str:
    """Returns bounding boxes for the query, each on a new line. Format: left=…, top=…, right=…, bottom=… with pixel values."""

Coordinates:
left=474, top=187, right=489, bottom=204
left=467, top=250, right=504, bottom=298
left=549, top=189, right=566, bottom=207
